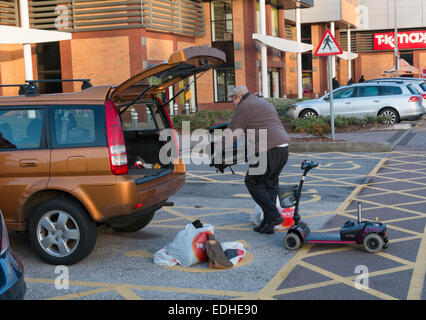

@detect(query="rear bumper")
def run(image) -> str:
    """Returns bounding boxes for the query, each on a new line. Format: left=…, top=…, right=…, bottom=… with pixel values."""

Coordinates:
left=398, top=104, right=425, bottom=120
left=94, top=172, right=185, bottom=223
left=0, top=250, right=26, bottom=300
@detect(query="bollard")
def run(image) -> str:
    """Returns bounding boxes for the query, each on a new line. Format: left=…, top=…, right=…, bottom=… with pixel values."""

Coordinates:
left=173, top=103, right=178, bottom=116
left=130, top=107, right=138, bottom=129
left=315, top=93, right=318, bottom=99
left=146, top=107, right=153, bottom=128
left=185, top=102, right=190, bottom=114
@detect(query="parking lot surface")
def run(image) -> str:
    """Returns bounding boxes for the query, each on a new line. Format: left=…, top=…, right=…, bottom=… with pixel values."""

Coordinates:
left=9, top=151, right=426, bottom=300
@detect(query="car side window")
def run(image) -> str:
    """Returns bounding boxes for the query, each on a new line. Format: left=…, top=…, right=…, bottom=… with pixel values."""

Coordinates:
left=358, top=86, right=379, bottom=97
left=419, top=83, right=426, bottom=91
left=0, top=109, right=44, bottom=150
left=333, top=87, right=356, bottom=99
left=50, top=106, right=106, bottom=148
left=381, top=86, right=402, bottom=96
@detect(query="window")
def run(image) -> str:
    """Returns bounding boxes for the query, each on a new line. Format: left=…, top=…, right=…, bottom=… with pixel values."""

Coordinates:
left=211, top=0, right=235, bottom=102
left=214, top=69, right=236, bottom=102
left=334, top=87, right=356, bottom=99
left=36, top=42, right=63, bottom=94
left=407, top=85, right=419, bottom=95
left=0, top=109, right=44, bottom=150
left=381, top=86, right=402, bottom=96
left=50, top=106, right=106, bottom=148
left=419, top=83, right=426, bottom=91
left=358, top=86, right=379, bottom=97
left=121, top=104, right=158, bottom=131
left=211, top=0, right=233, bottom=42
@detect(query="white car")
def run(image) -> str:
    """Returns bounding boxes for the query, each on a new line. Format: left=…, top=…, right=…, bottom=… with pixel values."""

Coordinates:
left=288, top=82, right=424, bottom=124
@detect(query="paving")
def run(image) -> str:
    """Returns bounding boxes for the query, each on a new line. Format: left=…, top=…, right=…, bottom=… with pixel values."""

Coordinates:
left=7, top=119, right=426, bottom=301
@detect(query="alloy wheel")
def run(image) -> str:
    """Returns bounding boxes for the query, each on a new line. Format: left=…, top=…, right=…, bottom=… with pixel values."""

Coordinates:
left=36, top=210, right=80, bottom=258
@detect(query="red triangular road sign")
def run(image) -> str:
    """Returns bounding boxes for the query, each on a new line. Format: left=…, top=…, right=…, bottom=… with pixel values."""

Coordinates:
left=314, top=29, right=343, bottom=56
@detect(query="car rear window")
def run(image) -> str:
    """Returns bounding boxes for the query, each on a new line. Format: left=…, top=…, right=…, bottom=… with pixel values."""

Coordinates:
left=407, top=84, right=419, bottom=95
left=121, top=103, right=159, bottom=131
left=50, top=106, right=106, bottom=148
left=0, top=108, right=45, bottom=150
left=381, top=86, right=402, bottom=95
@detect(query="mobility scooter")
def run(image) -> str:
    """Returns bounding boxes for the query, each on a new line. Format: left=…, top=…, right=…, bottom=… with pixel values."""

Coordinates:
left=281, top=160, right=389, bottom=253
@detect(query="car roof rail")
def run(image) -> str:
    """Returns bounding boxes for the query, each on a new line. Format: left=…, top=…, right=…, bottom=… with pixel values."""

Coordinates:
left=0, top=79, right=92, bottom=97
left=372, top=80, right=404, bottom=84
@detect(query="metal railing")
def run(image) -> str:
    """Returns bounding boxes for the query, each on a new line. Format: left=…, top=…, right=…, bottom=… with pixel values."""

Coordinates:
left=0, top=0, right=19, bottom=26
left=25, top=0, right=205, bottom=36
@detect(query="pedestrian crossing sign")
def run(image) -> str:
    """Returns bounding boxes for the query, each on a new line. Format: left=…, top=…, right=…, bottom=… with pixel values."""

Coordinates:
left=314, top=29, right=343, bottom=56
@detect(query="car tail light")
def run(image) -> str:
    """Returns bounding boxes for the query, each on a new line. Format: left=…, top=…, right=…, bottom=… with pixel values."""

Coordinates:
left=1, top=212, right=10, bottom=256
left=105, top=100, right=128, bottom=175
left=421, top=94, right=426, bottom=99
left=408, top=96, right=421, bottom=102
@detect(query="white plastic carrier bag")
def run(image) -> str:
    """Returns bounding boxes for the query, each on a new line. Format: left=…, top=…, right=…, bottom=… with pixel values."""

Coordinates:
left=165, top=222, right=215, bottom=267
left=221, top=241, right=247, bottom=266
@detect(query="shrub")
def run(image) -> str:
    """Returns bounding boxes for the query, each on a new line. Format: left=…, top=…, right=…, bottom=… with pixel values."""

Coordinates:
left=290, top=116, right=330, bottom=136
left=172, top=110, right=233, bottom=131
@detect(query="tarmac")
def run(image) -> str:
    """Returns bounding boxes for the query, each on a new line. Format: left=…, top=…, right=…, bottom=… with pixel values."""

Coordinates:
left=178, top=118, right=426, bottom=154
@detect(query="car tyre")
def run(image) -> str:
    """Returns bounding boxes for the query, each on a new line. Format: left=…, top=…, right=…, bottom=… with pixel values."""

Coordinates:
left=113, top=210, right=156, bottom=233
left=362, top=233, right=384, bottom=254
left=378, top=108, right=400, bottom=124
left=300, top=109, right=318, bottom=119
left=28, top=198, right=97, bottom=265
left=284, top=232, right=301, bottom=250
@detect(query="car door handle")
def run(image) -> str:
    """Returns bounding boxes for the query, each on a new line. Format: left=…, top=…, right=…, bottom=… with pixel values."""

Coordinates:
left=19, top=160, right=38, bottom=168
left=373, top=100, right=380, bottom=103
left=345, top=102, right=351, bottom=104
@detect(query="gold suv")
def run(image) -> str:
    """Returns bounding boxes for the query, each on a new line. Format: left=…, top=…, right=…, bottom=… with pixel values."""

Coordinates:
left=0, top=46, right=225, bottom=265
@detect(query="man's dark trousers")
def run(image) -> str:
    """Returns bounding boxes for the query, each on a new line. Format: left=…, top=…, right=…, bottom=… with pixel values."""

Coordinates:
left=245, top=146, right=289, bottom=223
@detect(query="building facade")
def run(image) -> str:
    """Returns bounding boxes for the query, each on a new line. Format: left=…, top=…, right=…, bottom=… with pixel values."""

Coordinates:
left=1, top=1, right=423, bottom=112
left=0, top=0, right=315, bottom=112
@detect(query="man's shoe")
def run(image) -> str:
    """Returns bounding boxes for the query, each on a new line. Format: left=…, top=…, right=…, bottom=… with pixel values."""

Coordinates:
left=261, top=223, right=275, bottom=234
left=271, top=216, right=284, bottom=226
left=253, top=220, right=266, bottom=232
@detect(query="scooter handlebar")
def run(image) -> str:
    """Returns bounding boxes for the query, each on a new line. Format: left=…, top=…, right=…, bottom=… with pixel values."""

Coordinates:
left=301, top=160, right=319, bottom=171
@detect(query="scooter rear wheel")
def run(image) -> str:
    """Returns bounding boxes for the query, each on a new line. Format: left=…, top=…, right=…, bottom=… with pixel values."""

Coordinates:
left=362, top=233, right=384, bottom=254
left=284, top=233, right=301, bottom=250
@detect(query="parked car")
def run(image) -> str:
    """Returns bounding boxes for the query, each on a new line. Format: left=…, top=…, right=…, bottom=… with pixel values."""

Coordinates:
left=0, top=210, right=26, bottom=300
left=288, top=82, right=424, bottom=123
left=366, top=78, right=426, bottom=108
left=0, top=46, right=225, bottom=265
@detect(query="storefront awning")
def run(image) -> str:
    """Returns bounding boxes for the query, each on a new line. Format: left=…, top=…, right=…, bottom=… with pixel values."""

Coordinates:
left=383, top=58, right=420, bottom=74
left=0, top=25, right=71, bottom=44
left=252, top=33, right=314, bottom=53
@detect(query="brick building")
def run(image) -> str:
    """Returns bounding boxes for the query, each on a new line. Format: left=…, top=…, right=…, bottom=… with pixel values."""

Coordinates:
left=0, top=0, right=424, bottom=113
left=0, top=0, right=314, bottom=113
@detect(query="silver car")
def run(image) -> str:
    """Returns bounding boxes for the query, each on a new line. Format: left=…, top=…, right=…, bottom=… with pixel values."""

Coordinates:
left=366, top=78, right=426, bottom=108
left=288, top=82, right=425, bottom=123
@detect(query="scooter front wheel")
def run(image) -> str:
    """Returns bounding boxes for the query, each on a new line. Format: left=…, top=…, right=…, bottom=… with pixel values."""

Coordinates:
left=362, top=233, right=384, bottom=254
left=284, top=233, right=301, bottom=250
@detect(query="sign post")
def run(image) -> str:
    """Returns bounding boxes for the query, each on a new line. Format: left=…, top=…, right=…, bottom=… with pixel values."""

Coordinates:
left=314, top=29, right=343, bottom=140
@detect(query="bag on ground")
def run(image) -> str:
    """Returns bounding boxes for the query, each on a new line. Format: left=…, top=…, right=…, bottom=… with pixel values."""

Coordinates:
left=165, top=222, right=214, bottom=267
